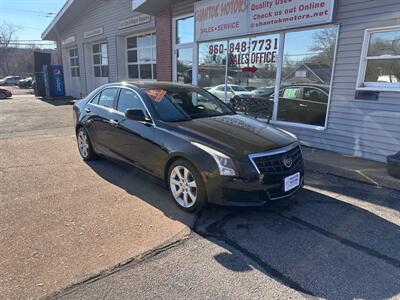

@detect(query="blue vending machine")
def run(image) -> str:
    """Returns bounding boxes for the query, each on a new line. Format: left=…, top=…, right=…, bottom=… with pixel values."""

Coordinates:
left=43, top=65, right=65, bottom=97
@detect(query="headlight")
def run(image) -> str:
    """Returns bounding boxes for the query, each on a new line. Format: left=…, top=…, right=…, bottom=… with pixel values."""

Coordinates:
left=191, top=142, right=237, bottom=176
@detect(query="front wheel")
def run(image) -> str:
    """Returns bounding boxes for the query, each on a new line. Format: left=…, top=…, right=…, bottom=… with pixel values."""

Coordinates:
left=0, top=92, right=6, bottom=99
left=76, top=127, right=97, bottom=161
left=168, top=160, right=207, bottom=213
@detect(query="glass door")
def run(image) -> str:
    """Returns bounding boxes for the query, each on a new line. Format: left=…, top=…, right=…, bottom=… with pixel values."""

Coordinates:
left=173, top=15, right=194, bottom=83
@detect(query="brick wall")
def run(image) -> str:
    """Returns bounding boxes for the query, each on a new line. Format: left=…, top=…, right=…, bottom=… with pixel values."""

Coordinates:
left=155, top=7, right=172, bottom=81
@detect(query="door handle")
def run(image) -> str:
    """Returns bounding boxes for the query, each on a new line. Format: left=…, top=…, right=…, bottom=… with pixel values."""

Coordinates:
left=85, top=107, right=91, bottom=113
left=299, top=104, right=308, bottom=108
left=109, top=119, right=119, bottom=126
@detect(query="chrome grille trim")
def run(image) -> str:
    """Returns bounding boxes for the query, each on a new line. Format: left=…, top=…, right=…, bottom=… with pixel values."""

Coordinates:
left=248, top=142, right=301, bottom=174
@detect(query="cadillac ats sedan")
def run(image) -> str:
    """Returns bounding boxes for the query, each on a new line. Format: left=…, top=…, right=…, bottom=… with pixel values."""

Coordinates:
left=73, top=82, right=304, bottom=212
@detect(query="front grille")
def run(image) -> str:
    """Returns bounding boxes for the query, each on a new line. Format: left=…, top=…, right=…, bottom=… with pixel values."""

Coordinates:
left=250, top=144, right=303, bottom=174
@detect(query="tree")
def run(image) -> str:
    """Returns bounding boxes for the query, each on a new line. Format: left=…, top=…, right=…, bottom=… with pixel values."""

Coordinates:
left=309, top=27, right=337, bottom=65
left=0, top=22, right=20, bottom=75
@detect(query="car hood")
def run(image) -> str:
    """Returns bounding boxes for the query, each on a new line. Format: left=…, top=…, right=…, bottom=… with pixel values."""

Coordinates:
left=163, top=114, right=297, bottom=159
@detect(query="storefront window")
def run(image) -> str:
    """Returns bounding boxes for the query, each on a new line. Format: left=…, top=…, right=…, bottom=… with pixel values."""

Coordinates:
left=358, top=28, right=400, bottom=89
left=93, top=42, right=108, bottom=78
left=196, top=26, right=337, bottom=127
left=278, top=27, right=338, bottom=126
left=198, top=41, right=227, bottom=99
left=127, top=32, right=157, bottom=80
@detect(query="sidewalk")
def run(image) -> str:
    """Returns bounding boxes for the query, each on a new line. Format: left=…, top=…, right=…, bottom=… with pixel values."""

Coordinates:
left=302, top=146, right=400, bottom=192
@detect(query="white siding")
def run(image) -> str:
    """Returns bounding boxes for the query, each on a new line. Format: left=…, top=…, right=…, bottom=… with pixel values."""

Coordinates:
left=57, top=0, right=155, bottom=96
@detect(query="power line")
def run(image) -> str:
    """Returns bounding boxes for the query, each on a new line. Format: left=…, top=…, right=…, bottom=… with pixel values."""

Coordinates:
left=0, top=7, right=56, bottom=15
left=0, top=8, right=55, bottom=18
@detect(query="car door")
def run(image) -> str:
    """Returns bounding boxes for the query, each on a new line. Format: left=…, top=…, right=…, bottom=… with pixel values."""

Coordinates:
left=85, top=87, right=119, bottom=157
left=277, top=86, right=304, bottom=123
left=302, top=87, right=329, bottom=126
left=110, top=88, right=157, bottom=174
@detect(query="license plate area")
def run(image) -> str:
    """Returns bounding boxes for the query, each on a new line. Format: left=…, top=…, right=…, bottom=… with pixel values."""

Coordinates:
left=284, top=172, right=300, bottom=192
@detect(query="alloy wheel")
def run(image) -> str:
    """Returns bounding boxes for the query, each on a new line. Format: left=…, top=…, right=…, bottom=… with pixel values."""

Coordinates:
left=77, top=130, right=89, bottom=158
left=169, top=165, right=197, bottom=208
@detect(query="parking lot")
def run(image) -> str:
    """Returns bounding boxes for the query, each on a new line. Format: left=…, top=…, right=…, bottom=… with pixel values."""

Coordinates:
left=1, top=88, right=400, bottom=299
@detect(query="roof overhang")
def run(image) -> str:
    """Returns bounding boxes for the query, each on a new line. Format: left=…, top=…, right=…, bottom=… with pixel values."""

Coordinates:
left=132, top=0, right=176, bottom=15
left=42, top=0, right=92, bottom=40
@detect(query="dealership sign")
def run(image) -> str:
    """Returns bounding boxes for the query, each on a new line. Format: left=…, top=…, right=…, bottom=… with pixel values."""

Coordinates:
left=84, top=27, right=104, bottom=39
left=119, top=15, right=151, bottom=29
left=195, top=0, right=335, bottom=41
left=61, top=36, right=75, bottom=45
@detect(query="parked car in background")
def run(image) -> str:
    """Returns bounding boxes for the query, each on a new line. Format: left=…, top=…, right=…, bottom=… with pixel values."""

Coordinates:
left=0, top=88, right=12, bottom=99
left=267, top=84, right=329, bottom=127
left=18, top=77, right=33, bottom=89
left=0, top=76, right=22, bottom=86
left=244, top=86, right=257, bottom=92
left=208, top=84, right=255, bottom=102
left=254, top=86, right=275, bottom=96
left=74, top=82, right=303, bottom=212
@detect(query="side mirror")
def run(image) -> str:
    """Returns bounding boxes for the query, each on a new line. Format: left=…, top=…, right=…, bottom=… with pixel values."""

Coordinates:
left=125, top=109, right=149, bottom=122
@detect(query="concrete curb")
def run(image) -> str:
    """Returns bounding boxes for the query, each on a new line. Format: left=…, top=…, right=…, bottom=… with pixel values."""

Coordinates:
left=304, top=159, right=400, bottom=192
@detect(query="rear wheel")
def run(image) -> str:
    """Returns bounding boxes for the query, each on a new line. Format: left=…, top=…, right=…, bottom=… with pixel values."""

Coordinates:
left=168, top=160, right=207, bottom=213
left=0, top=92, right=6, bottom=99
left=76, top=127, right=97, bottom=161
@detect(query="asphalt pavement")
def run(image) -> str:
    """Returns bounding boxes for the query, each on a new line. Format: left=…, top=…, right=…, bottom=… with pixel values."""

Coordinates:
left=54, top=169, right=400, bottom=299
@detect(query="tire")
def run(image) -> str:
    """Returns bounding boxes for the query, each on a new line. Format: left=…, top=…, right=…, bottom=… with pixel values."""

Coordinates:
left=0, top=92, right=6, bottom=99
left=76, top=127, right=97, bottom=161
left=168, top=159, right=207, bottom=213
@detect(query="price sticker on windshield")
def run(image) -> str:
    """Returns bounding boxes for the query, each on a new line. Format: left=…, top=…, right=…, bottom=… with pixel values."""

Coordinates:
left=145, top=89, right=166, bottom=102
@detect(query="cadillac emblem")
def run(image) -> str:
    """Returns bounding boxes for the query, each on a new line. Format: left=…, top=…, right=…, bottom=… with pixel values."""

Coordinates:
left=283, top=156, right=293, bottom=169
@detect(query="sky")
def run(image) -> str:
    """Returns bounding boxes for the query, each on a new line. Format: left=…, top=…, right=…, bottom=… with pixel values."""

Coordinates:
left=0, top=0, right=67, bottom=42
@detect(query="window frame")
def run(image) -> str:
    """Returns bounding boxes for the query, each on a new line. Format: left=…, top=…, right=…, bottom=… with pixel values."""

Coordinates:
left=126, top=31, right=157, bottom=80
left=97, top=87, right=119, bottom=108
left=357, top=25, right=400, bottom=92
left=114, top=87, right=155, bottom=125
left=92, top=42, right=109, bottom=78
left=69, top=47, right=80, bottom=78
left=172, top=14, right=196, bottom=84
left=116, top=87, right=146, bottom=113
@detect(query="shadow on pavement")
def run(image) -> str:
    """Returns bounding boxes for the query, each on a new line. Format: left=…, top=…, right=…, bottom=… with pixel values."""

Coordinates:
left=36, top=96, right=76, bottom=106
left=86, top=158, right=400, bottom=299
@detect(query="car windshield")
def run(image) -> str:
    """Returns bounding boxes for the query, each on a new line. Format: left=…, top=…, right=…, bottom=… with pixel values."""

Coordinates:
left=144, top=86, right=235, bottom=122
left=231, top=85, right=248, bottom=92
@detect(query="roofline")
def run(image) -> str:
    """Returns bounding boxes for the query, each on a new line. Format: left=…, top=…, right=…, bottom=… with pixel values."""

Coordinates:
left=302, top=63, right=325, bottom=84
left=41, top=0, right=75, bottom=40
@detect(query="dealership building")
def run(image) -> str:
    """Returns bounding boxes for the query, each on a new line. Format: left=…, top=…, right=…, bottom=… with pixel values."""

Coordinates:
left=42, top=0, right=400, bottom=162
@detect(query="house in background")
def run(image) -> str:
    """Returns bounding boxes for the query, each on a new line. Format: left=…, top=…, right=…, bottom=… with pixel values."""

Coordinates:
left=284, top=63, right=332, bottom=85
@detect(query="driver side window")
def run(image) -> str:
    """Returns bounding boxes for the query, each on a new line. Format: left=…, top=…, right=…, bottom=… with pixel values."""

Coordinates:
left=116, top=89, right=146, bottom=113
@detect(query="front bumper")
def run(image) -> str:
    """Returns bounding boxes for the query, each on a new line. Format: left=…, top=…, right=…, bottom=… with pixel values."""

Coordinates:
left=207, top=164, right=304, bottom=206
left=204, top=142, right=304, bottom=206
